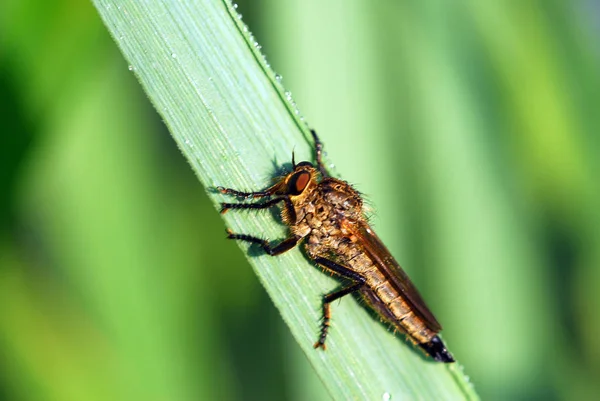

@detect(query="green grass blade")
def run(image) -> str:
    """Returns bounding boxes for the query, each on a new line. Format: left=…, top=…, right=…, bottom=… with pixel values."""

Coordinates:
left=92, top=0, right=478, bottom=399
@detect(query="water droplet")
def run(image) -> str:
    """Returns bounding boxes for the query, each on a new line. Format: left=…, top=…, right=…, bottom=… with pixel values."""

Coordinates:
left=128, top=65, right=135, bottom=71
left=171, top=53, right=177, bottom=59
left=232, top=3, right=238, bottom=9
left=382, top=392, right=392, bottom=401
left=275, top=74, right=282, bottom=82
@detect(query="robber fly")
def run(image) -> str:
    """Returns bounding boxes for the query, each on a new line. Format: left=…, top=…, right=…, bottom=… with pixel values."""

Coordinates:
left=218, top=130, right=454, bottom=362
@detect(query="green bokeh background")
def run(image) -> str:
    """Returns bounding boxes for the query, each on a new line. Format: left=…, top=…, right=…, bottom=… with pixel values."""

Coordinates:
left=1, top=1, right=599, bottom=400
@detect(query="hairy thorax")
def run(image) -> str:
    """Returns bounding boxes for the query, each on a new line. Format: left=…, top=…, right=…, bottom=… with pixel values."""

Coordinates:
left=288, top=178, right=365, bottom=262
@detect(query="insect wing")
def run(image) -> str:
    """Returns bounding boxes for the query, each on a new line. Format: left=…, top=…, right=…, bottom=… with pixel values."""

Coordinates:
left=353, top=224, right=442, bottom=332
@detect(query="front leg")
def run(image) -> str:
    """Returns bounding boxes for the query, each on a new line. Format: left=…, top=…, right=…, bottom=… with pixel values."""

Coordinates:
left=220, top=196, right=297, bottom=223
left=217, top=187, right=273, bottom=199
left=217, top=179, right=284, bottom=199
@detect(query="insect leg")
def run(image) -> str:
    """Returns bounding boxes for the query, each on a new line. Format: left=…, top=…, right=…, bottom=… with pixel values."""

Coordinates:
left=310, top=129, right=328, bottom=177
left=220, top=196, right=297, bottom=223
left=313, top=282, right=362, bottom=350
left=217, top=179, right=284, bottom=199
left=312, top=256, right=366, bottom=350
left=217, top=187, right=273, bottom=198
left=226, top=230, right=300, bottom=256
left=221, top=196, right=283, bottom=213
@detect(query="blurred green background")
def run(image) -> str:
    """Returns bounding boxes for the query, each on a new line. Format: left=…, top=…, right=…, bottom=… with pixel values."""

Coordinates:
left=1, top=0, right=600, bottom=400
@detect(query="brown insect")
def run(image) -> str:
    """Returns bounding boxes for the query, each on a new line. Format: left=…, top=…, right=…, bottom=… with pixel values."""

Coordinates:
left=218, top=130, right=454, bottom=362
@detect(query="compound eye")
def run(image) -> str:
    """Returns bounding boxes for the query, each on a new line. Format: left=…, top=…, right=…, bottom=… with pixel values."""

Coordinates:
left=288, top=171, right=310, bottom=195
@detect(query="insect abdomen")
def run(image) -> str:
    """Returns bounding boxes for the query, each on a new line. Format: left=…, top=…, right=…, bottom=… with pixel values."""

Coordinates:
left=361, top=267, right=435, bottom=343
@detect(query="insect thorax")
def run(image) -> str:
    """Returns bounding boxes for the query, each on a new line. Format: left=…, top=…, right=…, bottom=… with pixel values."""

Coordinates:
left=289, top=179, right=364, bottom=260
